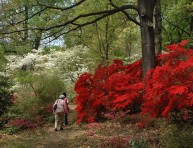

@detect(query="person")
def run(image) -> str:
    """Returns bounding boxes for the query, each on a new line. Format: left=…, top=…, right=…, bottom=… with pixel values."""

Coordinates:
left=53, top=95, right=67, bottom=131
left=63, top=92, right=69, bottom=125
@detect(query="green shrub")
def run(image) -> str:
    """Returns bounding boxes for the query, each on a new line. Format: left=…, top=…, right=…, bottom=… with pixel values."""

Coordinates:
left=0, top=75, right=12, bottom=128
left=130, top=139, right=148, bottom=148
left=35, top=75, right=65, bottom=102
left=8, top=96, right=41, bottom=119
left=1, top=73, right=65, bottom=133
left=160, top=124, right=193, bottom=148
left=3, top=126, right=19, bottom=134
left=15, top=71, right=65, bottom=103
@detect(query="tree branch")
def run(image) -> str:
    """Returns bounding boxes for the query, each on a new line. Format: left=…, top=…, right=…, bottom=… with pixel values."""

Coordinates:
left=41, top=7, right=139, bottom=44
left=108, top=0, right=140, bottom=26
left=39, top=0, right=86, bottom=11
left=162, top=15, right=190, bottom=36
left=42, top=4, right=139, bottom=31
left=2, top=4, right=139, bottom=35
left=1, top=0, right=86, bottom=27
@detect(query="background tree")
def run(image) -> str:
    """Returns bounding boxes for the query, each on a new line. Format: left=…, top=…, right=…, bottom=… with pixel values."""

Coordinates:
left=154, top=0, right=162, bottom=55
left=66, top=0, right=140, bottom=63
left=161, top=0, right=191, bottom=46
left=0, top=0, right=157, bottom=76
left=3, top=0, right=192, bottom=76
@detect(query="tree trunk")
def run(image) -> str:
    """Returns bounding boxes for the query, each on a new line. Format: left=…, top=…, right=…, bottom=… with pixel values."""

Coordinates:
left=190, top=16, right=193, bottom=32
left=154, top=0, right=162, bottom=55
left=190, top=0, right=193, bottom=32
left=32, top=31, right=43, bottom=50
left=138, top=0, right=157, bottom=77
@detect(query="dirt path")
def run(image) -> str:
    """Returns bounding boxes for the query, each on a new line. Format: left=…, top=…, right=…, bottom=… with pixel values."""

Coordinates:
left=1, top=104, right=161, bottom=148
left=35, top=104, right=88, bottom=148
left=1, top=104, right=90, bottom=148
left=35, top=125, right=87, bottom=148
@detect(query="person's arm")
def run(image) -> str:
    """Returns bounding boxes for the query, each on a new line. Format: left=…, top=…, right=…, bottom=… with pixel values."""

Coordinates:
left=65, top=98, right=69, bottom=105
left=53, top=99, right=58, bottom=113
left=53, top=99, right=57, bottom=108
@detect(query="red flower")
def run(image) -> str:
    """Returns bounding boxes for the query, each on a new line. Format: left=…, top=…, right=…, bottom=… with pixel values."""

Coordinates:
left=137, top=122, right=144, bottom=129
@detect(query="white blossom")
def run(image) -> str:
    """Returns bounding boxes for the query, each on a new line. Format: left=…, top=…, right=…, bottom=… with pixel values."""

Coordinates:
left=5, top=45, right=96, bottom=85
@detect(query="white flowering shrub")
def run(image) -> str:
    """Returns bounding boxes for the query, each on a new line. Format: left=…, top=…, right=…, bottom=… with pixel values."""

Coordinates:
left=6, top=45, right=99, bottom=100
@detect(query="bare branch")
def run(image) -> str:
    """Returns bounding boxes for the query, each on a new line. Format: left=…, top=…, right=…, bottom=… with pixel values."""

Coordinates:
left=39, top=0, right=86, bottom=11
left=2, top=0, right=86, bottom=26
left=42, top=10, right=130, bottom=44
left=162, top=15, right=190, bottom=36
left=43, top=4, right=139, bottom=31
left=11, top=7, right=48, bottom=26
left=2, top=4, right=139, bottom=35
left=1, top=1, right=140, bottom=46
left=108, top=0, right=140, bottom=26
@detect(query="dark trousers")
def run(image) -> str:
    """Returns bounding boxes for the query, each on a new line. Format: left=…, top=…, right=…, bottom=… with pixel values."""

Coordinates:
left=64, top=114, right=68, bottom=125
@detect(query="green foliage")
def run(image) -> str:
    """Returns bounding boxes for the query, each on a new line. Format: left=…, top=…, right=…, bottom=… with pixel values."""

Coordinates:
left=41, top=47, right=51, bottom=55
left=34, top=75, right=65, bottom=102
left=161, top=0, right=191, bottom=46
left=3, top=126, right=20, bottom=135
left=17, top=71, right=35, bottom=85
left=130, top=139, right=148, bottom=148
left=0, top=75, right=12, bottom=128
left=167, top=110, right=193, bottom=125
left=185, top=35, right=193, bottom=49
left=0, top=48, right=7, bottom=71
left=8, top=96, right=40, bottom=120
left=0, top=75, right=12, bottom=116
left=6, top=71, right=64, bottom=130
left=160, top=124, right=193, bottom=148
left=0, top=39, right=32, bottom=56
left=0, top=73, right=64, bottom=133
left=15, top=69, right=64, bottom=102
left=42, top=46, right=62, bottom=54
left=14, top=45, right=32, bottom=55
left=64, top=0, right=140, bottom=62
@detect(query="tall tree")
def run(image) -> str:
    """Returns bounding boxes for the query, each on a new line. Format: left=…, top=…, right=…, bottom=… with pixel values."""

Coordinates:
left=154, top=0, right=162, bottom=55
left=138, top=0, right=157, bottom=76
left=0, top=0, right=159, bottom=76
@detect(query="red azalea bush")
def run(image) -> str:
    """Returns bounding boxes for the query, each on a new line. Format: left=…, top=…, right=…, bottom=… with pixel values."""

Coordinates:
left=142, top=40, right=193, bottom=122
left=75, top=40, right=193, bottom=124
left=75, top=73, right=93, bottom=123
left=75, top=60, right=143, bottom=123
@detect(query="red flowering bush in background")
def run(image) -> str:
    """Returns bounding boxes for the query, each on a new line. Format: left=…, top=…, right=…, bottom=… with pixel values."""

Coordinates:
left=75, top=60, right=143, bottom=123
left=6, top=118, right=39, bottom=129
left=1, top=102, right=53, bottom=132
left=75, top=40, right=193, bottom=124
left=142, top=40, right=193, bottom=122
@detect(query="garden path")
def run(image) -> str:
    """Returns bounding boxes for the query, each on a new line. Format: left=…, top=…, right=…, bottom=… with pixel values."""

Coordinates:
left=1, top=104, right=159, bottom=147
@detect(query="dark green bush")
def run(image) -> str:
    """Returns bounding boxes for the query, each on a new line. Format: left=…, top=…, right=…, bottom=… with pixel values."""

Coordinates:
left=0, top=75, right=12, bottom=128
